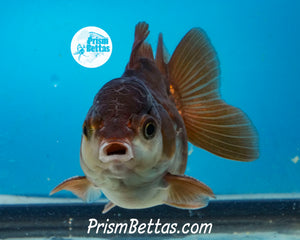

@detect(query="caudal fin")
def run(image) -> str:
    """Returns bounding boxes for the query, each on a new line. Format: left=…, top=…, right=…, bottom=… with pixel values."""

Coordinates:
left=168, top=28, right=259, bottom=161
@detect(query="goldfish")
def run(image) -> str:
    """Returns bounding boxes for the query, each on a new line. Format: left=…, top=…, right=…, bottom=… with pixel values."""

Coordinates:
left=50, top=22, right=259, bottom=213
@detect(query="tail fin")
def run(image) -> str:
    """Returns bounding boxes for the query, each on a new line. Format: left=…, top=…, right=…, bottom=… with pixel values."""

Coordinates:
left=168, top=28, right=259, bottom=161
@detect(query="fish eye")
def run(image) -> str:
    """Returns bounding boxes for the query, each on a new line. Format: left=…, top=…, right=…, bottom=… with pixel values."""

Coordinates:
left=83, top=123, right=93, bottom=138
left=83, top=124, right=88, bottom=137
left=143, top=119, right=156, bottom=140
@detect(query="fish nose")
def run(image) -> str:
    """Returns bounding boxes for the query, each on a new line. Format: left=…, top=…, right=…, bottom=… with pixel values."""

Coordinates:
left=99, top=141, right=133, bottom=163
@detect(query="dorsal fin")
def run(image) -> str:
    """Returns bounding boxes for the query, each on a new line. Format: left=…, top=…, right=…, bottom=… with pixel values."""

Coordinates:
left=155, top=33, right=170, bottom=76
left=138, top=42, right=154, bottom=60
left=127, top=22, right=154, bottom=69
left=168, top=28, right=259, bottom=161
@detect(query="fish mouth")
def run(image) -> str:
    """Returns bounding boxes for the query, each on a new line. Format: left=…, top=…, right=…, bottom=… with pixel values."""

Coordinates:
left=99, top=140, right=134, bottom=163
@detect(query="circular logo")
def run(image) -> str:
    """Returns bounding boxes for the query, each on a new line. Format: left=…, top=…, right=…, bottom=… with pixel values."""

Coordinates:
left=71, top=26, right=112, bottom=68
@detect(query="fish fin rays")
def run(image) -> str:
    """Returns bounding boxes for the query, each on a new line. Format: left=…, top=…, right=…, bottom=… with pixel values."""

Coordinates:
left=184, top=102, right=259, bottom=161
left=164, top=173, right=215, bottom=209
left=134, top=21, right=149, bottom=44
left=50, top=176, right=101, bottom=203
left=138, top=42, right=154, bottom=60
left=127, top=22, right=154, bottom=69
left=168, top=28, right=259, bottom=161
left=155, top=33, right=169, bottom=76
left=102, top=201, right=116, bottom=214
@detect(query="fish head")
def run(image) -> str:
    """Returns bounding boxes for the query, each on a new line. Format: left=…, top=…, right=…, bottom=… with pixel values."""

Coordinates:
left=80, top=78, right=168, bottom=179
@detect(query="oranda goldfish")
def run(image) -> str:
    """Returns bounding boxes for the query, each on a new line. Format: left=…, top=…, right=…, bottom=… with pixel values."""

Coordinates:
left=51, top=22, right=259, bottom=213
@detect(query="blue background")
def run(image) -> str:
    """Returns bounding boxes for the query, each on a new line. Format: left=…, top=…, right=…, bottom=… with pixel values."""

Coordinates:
left=0, top=0, right=299, bottom=196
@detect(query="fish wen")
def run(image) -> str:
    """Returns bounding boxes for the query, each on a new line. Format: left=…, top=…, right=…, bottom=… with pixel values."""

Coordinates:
left=50, top=22, right=259, bottom=213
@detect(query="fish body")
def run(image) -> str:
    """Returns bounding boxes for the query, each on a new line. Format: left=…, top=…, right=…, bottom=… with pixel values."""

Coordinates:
left=51, top=22, right=259, bottom=213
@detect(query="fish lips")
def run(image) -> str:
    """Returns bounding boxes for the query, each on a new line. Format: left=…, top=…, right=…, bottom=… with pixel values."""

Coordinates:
left=99, top=140, right=134, bottom=163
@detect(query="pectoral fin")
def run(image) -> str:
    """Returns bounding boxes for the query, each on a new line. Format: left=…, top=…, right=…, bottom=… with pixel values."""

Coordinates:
left=164, top=173, right=215, bottom=209
left=50, top=176, right=101, bottom=203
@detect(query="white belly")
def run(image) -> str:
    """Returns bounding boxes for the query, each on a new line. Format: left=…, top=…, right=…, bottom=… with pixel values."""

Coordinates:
left=101, top=178, right=168, bottom=209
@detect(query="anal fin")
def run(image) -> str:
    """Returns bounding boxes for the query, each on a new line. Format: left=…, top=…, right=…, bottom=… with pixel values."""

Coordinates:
left=50, top=176, right=101, bottom=203
left=102, top=201, right=116, bottom=214
left=164, top=173, right=215, bottom=209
